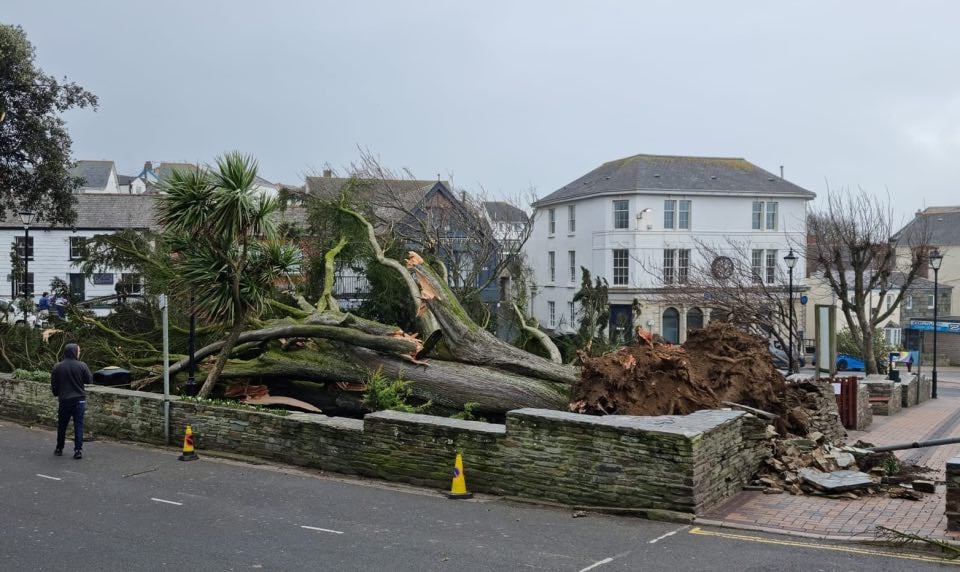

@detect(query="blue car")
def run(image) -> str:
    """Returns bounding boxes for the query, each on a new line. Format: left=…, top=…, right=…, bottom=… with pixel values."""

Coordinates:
left=811, top=353, right=866, bottom=371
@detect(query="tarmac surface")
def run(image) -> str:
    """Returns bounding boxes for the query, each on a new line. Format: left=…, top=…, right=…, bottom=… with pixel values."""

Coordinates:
left=2, top=419, right=958, bottom=571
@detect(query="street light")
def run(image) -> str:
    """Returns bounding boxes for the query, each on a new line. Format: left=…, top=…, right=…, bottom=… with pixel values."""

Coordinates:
left=784, top=249, right=798, bottom=374
left=18, top=211, right=35, bottom=305
left=930, top=249, right=943, bottom=399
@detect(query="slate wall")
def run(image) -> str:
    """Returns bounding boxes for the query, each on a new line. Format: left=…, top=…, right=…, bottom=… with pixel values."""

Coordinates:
left=0, top=376, right=755, bottom=515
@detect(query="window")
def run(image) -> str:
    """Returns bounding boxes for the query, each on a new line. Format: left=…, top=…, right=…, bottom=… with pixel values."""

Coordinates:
left=11, top=272, right=34, bottom=297
left=121, top=273, right=143, bottom=295
left=886, top=294, right=894, bottom=310
left=928, top=294, right=935, bottom=309
left=548, top=301, right=556, bottom=327
left=678, top=249, right=690, bottom=284
left=14, top=236, right=34, bottom=261
left=663, top=249, right=676, bottom=284
left=548, top=251, right=555, bottom=282
left=752, top=201, right=779, bottom=231
left=752, top=201, right=763, bottom=230
left=568, top=301, right=576, bottom=325
left=568, top=205, right=576, bottom=233
left=613, top=249, right=629, bottom=285
left=613, top=200, right=629, bottom=229
left=678, top=200, right=691, bottom=229
left=548, top=208, right=556, bottom=235
left=906, top=296, right=913, bottom=310
left=751, top=249, right=763, bottom=284
left=663, top=200, right=692, bottom=230
left=765, top=201, right=778, bottom=230
left=885, top=327, right=901, bottom=346
left=69, top=236, right=87, bottom=260
left=568, top=251, right=576, bottom=282
left=499, top=276, right=509, bottom=302
left=69, top=273, right=86, bottom=300
left=765, top=249, right=777, bottom=284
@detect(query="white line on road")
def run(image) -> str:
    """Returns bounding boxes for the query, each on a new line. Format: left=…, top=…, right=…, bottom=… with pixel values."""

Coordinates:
left=150, top=497, right=183, bottom=506
left=300, top=525, right=344, bottom=535
left=578, top=551, right=629, bottom=572
left=649, top=525, right=689, bottom=544
left=36, top=474, right=61, bottom=481
left=578, top=557, right=613, bottom=572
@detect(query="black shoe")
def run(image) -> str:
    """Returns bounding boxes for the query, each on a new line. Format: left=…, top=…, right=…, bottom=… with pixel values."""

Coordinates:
left=73, top=450, right=82, bottom=460
left=54, top=449, right=62, bottom=456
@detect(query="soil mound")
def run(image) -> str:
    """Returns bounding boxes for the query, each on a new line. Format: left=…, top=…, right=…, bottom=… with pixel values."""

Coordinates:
left=570, top=322, right=786, bottom=416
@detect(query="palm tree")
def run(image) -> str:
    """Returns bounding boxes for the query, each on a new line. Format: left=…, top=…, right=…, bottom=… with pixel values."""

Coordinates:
left=157, top=152, right=300, bottom=398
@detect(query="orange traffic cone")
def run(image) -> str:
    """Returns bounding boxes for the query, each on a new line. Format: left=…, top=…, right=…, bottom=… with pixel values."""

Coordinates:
left=445, top=453, right=473, bottom=499
left=178, top=425, right=199, bottom=461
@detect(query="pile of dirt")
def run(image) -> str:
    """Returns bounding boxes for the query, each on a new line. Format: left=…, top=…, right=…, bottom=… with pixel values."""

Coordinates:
left=570, top=322, right=787, bottom=417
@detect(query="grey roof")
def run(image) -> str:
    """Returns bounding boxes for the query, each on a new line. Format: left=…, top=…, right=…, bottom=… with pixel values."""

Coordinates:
left=533, top=153, right=817, bottom=207
left=893, top=206, right=960, bottom=246
left=69, top=160, right=115, bottom=191
left=117, top=174, right=135, bottom=185
left=484, top=201, right=529, bottom=223
left=0, top=194, right=158, bottom=230
left=304, top=175, right=444, bottom=223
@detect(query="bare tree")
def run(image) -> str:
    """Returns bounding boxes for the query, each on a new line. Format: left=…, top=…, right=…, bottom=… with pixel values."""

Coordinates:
left=643, top=238, right=799, bottom=368
left=807, top=189, right=931, bottom=375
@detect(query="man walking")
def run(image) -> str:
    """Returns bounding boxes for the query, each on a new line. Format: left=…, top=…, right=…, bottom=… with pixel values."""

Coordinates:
left=51, top=343, right=92, bottom=459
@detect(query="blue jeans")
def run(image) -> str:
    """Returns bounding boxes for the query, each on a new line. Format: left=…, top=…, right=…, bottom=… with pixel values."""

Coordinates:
left=56, top=399, right=86, bottom=452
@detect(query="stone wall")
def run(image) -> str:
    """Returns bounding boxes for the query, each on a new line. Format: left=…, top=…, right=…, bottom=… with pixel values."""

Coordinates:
left=0, top=376, right=758, bottom=515
left=947, top=455, right=960, bottom=531
left=918, top=374, right=933, bottom=402
left=900, top=376, right=919, bottom=408
left=863, top=378, right=902, bottom=416
left=855, top=384, right=873, bottom=431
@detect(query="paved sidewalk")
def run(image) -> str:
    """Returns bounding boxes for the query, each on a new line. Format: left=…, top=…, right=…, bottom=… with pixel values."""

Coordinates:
left=699, top=379, right=960, bottom=542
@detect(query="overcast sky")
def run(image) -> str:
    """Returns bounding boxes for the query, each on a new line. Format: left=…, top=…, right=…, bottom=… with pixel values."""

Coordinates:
left=7, top=1, right=959, bottom=223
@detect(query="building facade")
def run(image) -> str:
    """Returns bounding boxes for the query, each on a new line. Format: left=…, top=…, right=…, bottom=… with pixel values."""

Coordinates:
left=526, top=154, right=815, bottom=343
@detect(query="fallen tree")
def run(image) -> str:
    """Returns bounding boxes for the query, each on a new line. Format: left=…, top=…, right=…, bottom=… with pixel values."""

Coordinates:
left=128, top=204, right=574, bottom=416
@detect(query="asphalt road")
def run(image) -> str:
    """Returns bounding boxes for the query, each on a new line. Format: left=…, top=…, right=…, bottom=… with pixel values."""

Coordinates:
left=0, top=420, right=956, bottom=571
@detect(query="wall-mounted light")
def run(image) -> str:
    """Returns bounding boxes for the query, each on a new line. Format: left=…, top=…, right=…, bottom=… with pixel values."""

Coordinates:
left=636, top=208, right=653, bottom=229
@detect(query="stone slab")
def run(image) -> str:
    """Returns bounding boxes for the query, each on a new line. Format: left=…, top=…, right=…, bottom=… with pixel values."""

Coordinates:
left=798, top=468, right=874, bottom=492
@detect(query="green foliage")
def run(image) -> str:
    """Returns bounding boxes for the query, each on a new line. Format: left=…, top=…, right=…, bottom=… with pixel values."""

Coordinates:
left=362, top=368, right=429, bottom=413
left=450, top=402, right=485, bottom=421
left=355, top=257, right=418, bottom=332
left=13, top=368, right=50, bottom=382
left=0, top=24, right=97, bottom=224
left=179, top=396, right=291, bottom=416
left=572, top=267, right=611, bottom=355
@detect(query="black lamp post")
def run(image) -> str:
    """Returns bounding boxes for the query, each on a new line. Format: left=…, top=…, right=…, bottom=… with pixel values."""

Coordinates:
left=18, top=211, right=35, bottom=304
left=184, top=292, right=199, bottom=396
left=930, top=249, right=943, bottom=399
left=784, top=249, right=798, bottom=373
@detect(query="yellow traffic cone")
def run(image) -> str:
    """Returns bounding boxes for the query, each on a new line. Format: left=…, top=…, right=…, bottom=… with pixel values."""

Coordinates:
left=178, top=425, right=199, bottom=461
left=445, top=453, right=473, bottom=499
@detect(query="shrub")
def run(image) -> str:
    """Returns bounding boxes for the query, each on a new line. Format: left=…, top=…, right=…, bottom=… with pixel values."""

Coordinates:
left=362, top=368, right=429, bottom=413
left=14, top=368, right=51, bottom=382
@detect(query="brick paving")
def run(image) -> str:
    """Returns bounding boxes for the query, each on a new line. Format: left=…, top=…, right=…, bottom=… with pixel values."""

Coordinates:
left=699, top=378, right=960, bottom=541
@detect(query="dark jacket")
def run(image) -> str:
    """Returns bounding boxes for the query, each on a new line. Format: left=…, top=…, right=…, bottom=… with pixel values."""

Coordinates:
left=51, top=344, right=92, bottom=402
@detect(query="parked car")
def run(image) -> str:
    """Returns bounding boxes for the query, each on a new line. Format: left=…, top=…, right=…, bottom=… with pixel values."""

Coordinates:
left=811, top=353, right=866, bottom=371
left=0, top=298, right=34, bottom=326
left=769, top=342, right=806, bottom=369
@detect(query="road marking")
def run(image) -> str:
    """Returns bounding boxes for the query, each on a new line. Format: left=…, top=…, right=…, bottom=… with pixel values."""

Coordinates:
left=578, top=551, right=630, bottom=571
left=150, top=497, right=183, bottom=506
left=300, top=525, right=344, bottom=535
left=649, top=525, right=688, bottom=544
left=688, top=527, right=960, bottom=565
left=36, top=474, right=61, bottom=481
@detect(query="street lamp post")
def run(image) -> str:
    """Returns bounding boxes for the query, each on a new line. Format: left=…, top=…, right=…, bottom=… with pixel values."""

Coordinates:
left=930, top=249, right=943, bottom=399
left=784, top=249, right=798, bottom=374
left=185, top=293, right=198, bottom=396
left=18, top=211, right=35, bottom=305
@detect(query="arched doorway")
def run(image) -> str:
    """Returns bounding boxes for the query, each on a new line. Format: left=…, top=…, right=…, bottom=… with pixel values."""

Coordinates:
left=687, top=307, right=704, bottom=332
left=662, top=307, right=680, bottom=344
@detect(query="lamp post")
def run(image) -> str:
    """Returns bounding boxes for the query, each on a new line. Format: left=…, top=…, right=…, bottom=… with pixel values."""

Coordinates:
left=930, top=249, right=943, bottom=399
left=18, top=211, right=35, bottom=305
left=185, top=293, right=198, bottom=396
left=783, top=250, right=798, bottom=373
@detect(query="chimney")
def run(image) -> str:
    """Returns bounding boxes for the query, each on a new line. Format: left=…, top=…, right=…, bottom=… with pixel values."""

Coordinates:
left=323, top=168, right=333, bottom=178
left=143, top=161, right=153, bottom=173
left=780, top=165, right=784, bottom=179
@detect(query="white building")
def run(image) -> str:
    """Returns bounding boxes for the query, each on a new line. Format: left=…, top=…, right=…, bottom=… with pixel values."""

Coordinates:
left=526, top=153, right=815, bottom=343
left=70, top=160, right=122, bottom=193
left=1, top=194, right=158, bottom=309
